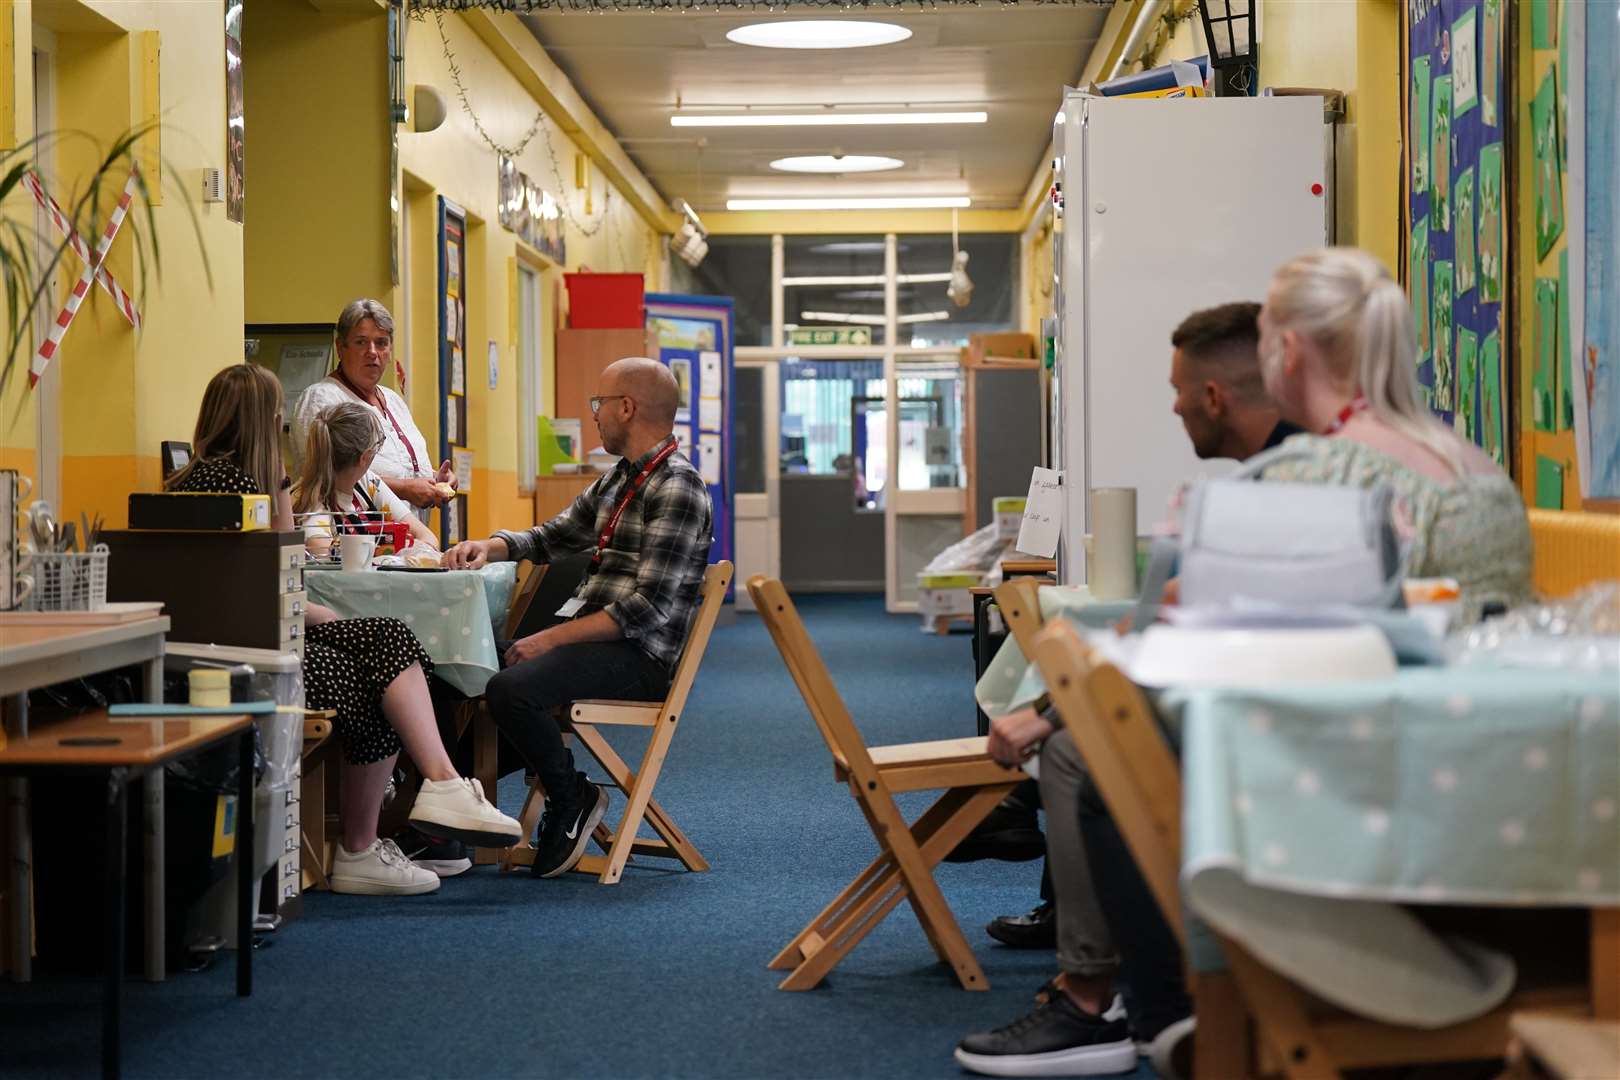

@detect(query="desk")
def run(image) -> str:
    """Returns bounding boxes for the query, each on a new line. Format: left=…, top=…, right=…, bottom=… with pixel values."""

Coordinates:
left=303, top=564, right=516, bottom=696
left=0, top=709, right=255, bottom=1079
left=0, top=617, right=170, bottom=983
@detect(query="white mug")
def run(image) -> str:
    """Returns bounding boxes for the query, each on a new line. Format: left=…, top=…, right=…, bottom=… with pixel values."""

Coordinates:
left=339, top=533, right=378, bottom=572
left=1085, top=487, right=1138, bottom=601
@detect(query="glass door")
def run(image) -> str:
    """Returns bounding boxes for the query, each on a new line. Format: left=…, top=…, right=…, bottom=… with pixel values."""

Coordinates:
left=886, top=353, right=966, bottom=608
left=733, top=360, right=778, bottom=610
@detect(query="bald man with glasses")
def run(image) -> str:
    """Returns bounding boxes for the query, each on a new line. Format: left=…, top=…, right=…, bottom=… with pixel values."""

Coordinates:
left=445, top=357, right=713, bottom=878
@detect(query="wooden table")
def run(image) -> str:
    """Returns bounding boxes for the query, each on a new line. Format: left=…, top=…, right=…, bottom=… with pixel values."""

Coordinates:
left=0, top=617, right=169, bottom=982
left=0, top=709, right=255, bottom=1079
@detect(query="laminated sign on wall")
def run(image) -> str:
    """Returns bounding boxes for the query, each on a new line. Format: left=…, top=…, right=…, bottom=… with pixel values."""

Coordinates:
left=1016, top=468, right=1063, bottom=559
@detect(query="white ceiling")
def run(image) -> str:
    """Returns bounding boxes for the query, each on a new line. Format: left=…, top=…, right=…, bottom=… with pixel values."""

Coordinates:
left=521, top=10, right=1110, bottom=212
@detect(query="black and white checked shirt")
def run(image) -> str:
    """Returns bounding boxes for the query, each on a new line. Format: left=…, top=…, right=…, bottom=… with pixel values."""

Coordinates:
left=495, top=435, right=713, bottom=669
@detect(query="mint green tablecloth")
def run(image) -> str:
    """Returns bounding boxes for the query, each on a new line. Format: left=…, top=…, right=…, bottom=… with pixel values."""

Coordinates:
left=304, top=563, right=517, bottom=696
left=1164, top=667, right=1619, bottom=1027
left=974, top=586, right=1135, bottom=718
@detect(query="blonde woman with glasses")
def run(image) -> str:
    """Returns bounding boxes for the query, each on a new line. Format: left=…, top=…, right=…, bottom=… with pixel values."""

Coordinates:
left=1257, top=246, right=1531, bottom=620
left=295, top=401, right=437, bottom=552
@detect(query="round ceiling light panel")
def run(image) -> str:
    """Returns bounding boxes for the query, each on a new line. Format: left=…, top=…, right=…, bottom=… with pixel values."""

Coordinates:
left=769, top=155, right=904, bottom=174
left=726, top=21, right=913, bottom=50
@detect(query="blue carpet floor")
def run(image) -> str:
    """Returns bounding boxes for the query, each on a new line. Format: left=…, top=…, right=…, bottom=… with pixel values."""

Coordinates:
left=0, top=595, right=1157, bottom=1079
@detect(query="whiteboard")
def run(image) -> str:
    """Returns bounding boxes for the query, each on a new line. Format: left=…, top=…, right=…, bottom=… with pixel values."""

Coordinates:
left=1059, top=94, right=1327, bottom=584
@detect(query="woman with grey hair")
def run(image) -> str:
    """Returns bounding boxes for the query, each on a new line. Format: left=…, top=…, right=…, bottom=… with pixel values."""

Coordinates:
left=293, top=298, right=454, bottom=510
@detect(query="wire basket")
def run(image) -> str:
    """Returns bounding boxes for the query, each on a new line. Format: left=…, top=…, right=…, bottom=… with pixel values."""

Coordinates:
left=28, top=543, right=109, bottom=612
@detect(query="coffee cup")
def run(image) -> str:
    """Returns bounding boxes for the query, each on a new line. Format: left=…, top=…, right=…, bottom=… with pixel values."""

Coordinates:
left=340, top=533, right=378, bottom=571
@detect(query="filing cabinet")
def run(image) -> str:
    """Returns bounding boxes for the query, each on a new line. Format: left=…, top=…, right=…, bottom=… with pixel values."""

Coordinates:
left=102, top=530, right=306, bottom=652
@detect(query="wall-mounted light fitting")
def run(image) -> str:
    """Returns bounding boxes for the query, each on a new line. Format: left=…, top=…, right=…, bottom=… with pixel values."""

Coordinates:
left=726, top=196, right=971, bottom=211
left=672, top=111, right=986, bottom=129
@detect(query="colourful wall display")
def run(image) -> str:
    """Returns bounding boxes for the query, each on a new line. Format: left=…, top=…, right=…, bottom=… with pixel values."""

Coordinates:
left=1584, top=0, right=1620, bottom=499
left=438, top=197, right=470, bottom=546
left=1403, top=0, right=1507, bottom=455
left=1513, top=0, right=1583, bottom=508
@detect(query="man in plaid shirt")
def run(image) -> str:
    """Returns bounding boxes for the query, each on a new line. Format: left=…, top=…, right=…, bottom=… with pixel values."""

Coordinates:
left=444, top=357, right=712, bottom=877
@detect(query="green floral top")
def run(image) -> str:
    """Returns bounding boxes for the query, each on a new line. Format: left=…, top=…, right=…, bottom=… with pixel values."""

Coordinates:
left=1261, top=434, right=1533, bottom=622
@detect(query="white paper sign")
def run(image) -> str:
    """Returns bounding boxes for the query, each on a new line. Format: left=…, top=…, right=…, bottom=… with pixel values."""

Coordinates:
left=487, top=341, right=499, bottom=390
left=278, top=344, right=330, bottom=416
left=452, top=447, right=474, bottom=492
left=1015, top=467, right=1063, bottom=558
left=698, top=433, right=722, bottom=485
left=672, top=424, right=692, bottom=454
left=698, top=397, right=722, bottom=431
left=698, top=350, right=721, bottom=392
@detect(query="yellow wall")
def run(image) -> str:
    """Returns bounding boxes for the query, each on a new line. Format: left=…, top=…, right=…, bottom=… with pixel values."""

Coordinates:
left=395, top=11, right=661, bottom=538
left=2, top=0, right=245, bottom=527
left=243, top=5, right=389, bottom=326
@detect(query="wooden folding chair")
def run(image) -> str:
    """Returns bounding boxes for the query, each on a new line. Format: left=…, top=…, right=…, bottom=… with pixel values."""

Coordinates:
left=747, top=575, right=1023, bottom=991
left=1028, top=619, right=1615, bottom=1079
left=501, top=560, right=733, bottom=884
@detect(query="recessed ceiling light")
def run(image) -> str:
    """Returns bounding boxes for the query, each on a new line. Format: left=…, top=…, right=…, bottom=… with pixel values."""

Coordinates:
left=800, top=310, right=951, bottom=325
left=727, top=196, right=971, bottom=211
left=671, top=111, right=986, bottom=128
left=726, top=21, right=912, bottom=50
left=770, top=155, right=904, bottom=174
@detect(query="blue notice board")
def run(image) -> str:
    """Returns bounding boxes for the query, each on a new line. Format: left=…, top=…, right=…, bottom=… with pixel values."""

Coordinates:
left=645, top=294, right=735, bottom=598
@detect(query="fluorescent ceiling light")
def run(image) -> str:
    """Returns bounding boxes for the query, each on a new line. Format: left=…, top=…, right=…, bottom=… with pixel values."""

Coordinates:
left=672, top=111, right=986, bottom=128
left=801, top=310, right=951, bottom=325
left=770, top=155, right=904, bottom=174
left=727, top=196, right=971, bottom=211
left=782, top=272, right=952, bottom=287
left=726, top=20, right=912, bottom=50
left=809, top=241, right=892, bottom=254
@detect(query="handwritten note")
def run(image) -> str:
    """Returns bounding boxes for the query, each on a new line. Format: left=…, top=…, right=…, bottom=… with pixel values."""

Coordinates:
left=1015, top=467, right=1063, bottom=558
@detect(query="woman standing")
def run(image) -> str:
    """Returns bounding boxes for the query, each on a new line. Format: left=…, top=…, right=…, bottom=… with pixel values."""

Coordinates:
left=293, top=298, right=454, bottom=512
left=172, top=365, right=521, bottom=895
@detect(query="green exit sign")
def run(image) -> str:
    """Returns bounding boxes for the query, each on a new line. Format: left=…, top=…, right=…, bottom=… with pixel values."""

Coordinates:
left=788, top=326, right=873, bottom=346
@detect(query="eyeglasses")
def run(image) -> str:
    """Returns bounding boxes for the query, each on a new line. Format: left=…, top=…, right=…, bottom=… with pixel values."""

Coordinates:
left=589, top=394, right=630, bottom=417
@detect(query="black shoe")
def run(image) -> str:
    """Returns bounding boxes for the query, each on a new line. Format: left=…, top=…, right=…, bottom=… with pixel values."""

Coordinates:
left=987, top=900, right=1057, bottom=949
left=397, top=827, right=472, bottom=878
left=532, top=772, right=609, bottom=879
left=955, top=993, right=1137, bottom=1077
left=944, top=800, right=1045, bottom=863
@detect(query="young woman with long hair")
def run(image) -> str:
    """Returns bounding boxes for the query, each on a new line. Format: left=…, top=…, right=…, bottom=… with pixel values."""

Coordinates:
left=294, top=402, right=437, bottom=551
left=1257, top=246, right=1531, bottom=618
left=169, top=365, right=520, bottom=894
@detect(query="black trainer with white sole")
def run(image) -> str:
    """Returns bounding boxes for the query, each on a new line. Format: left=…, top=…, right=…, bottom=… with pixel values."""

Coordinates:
left=954, top=993, right=1137, bottom=1078
left=532, top=772, right=609, bottom=878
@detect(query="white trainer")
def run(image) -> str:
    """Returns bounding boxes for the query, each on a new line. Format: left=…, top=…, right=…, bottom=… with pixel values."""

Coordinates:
left=409, top=777, right=524, bottom=848
left=329, top=838, right=441, bottom=896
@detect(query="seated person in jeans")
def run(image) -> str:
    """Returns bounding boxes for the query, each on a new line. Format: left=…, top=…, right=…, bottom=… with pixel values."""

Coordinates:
left=958, top=302, right=1302, bottom=1078
left=444, top=357, right=713, bottom=878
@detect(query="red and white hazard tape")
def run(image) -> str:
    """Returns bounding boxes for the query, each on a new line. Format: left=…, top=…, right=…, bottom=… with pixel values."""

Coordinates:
left=21, top=171, right=142, bottom=332
left=31, top=168, right=142, bottom=386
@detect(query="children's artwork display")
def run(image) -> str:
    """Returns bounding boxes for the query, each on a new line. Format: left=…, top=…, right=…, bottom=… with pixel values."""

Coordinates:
left=1530, top=67, right=1565, bottom=260
left=1585, top=0, right=1620, bottom=497
left=1403, top=0, right=1507, bottom=447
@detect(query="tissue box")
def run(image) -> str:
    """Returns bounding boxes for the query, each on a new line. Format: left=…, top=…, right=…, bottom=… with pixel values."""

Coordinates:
left=917, top=572, right=979, bottom=619
left=992, top=497, right=1026, bottom=541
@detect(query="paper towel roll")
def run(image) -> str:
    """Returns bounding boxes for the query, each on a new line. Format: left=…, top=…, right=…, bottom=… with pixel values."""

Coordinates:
left=1088, top=487, right=1137, bottom=601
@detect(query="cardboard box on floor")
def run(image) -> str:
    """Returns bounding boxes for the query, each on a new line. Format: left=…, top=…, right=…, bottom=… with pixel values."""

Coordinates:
left=961, top=332, right=1037, bottom=368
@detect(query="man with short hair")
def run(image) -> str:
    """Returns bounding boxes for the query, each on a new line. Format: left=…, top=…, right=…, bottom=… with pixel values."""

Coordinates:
left=957, top=303, right=1294, bottom=1078
left=1169, top=300, right=1302, bottom=461
left=445, top=357, right=713, bottom=878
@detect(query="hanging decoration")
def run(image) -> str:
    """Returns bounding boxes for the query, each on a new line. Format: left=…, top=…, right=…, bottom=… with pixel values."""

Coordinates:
left=411, top=0, right=1105, bottom=11
left=25, top=168, right=143, bottom=387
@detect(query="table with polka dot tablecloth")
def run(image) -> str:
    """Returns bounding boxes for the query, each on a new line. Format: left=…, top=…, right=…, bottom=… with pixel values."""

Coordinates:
left=1164, top=668, right=1618, bottom=1019
left=303, top=563, right=518, bottom=696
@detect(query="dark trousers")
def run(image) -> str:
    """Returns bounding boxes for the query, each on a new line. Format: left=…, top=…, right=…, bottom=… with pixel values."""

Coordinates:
left=485, top=639, right=670, bottom=794
left=482, top=553, right=670, bottom=794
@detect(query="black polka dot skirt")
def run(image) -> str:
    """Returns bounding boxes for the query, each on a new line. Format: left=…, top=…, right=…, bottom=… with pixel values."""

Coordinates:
left=304, top=617, right=434, bottom=766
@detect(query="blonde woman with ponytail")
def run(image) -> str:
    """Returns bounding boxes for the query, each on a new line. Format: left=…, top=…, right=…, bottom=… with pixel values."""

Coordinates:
left=1256, top=247, right=1531, bottom=619
left=173, top=367, right=521, bottom=894
left=295, top=402, right=437, bottom=552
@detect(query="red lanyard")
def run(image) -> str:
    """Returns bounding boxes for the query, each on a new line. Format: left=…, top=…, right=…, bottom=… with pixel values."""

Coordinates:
left=1323, top=396, right=1369, bottom=435
left=333, top=370, right=422, bottom=475
left=593, top=440, right=678, bottom=566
